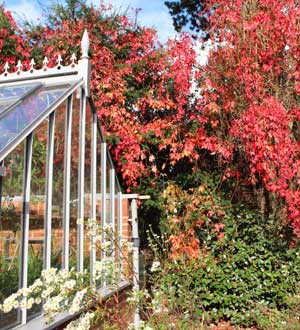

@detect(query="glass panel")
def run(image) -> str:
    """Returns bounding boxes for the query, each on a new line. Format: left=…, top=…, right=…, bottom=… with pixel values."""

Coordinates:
left=27, top=120, right=47, bottom=321
left=0, top=143, right=24, bottom=329
left=0, top=83, right=73, bottom=156
left=0, top=102, right=13, bottom=114
left=69, top=96, right=79, bottom=269
left=84, top=101, right=92, bottom=267
left=115, top=179, right=120, bottom=233
left=96, top=132, right=102, bottom=264
left=0, top=83, right=41, bottom=117
left=114, top=178, right=121, bottom=276
left=105, top=160, right=112, bottom=270
left=51, top=101, right=66, bottom=268
left=0, top=83, right=40, bottom=101
left=106, top=159, right=111, bottom=226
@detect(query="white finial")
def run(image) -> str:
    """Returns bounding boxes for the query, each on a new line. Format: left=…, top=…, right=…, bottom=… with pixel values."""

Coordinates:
left=30, top=58, right=36, bottom=71
left=57, top=54, right=62, bottom=67
left=43, top=56, right=49, bottom=70
left=71, top=53, right=77, bottom=65
left=81, top=29, right=90, bottom=58
left=4, top=62, right=9, bottom=74
left=16, top=60, right=22, bottom=73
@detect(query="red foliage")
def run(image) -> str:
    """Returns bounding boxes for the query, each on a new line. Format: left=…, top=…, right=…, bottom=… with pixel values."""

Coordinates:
left=3, top=0, right=300, bottom=235
left=198, top=0, right=300, bottom=234
left=0, top=6, right=30, bottom=66
left=20, top=5, right=198, bottom=188
left=169, top=231, right=200, bottom=260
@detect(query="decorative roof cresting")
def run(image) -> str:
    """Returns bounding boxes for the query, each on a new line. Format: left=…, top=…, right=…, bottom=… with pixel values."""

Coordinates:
left=0, top=52, right=78, bottom=82
left=0, top=29, right=90, bottom=84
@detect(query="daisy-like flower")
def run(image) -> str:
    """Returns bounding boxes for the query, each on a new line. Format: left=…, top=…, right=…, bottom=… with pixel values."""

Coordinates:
left=150, top=260, right=160, bottom=272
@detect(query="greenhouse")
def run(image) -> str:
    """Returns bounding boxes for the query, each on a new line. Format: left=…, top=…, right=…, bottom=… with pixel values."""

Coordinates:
left=0, top=30, right=140, bottom=330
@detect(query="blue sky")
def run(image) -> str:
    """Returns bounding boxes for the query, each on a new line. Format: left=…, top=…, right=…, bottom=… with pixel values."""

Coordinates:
left=5, top=0, right=177, bottom=42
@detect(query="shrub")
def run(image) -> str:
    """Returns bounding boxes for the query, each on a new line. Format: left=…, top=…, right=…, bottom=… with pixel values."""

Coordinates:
left=144, top=174, right=300, bottom=327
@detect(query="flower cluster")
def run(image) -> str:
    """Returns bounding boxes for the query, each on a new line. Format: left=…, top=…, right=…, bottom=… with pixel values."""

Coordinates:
left=0, top=268, right=96, bottom=324
left=69, top=288, right=89, bottom=314
left=65, top=311, right=95, bottom=330
left=128, top=321, right=154, bottom=330
left=127, top=288, right=150, bottom=305
left=0, top=219, right=135, bottom=329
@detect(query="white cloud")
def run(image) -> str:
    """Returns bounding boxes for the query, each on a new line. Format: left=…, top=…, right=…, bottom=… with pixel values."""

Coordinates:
left=7, top=0, right=41, bottom=23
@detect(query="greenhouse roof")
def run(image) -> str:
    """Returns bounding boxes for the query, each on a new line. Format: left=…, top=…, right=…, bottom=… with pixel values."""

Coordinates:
left=0, top=30, right=90, bottom=162
left=0, top=80, right=82, bottom=160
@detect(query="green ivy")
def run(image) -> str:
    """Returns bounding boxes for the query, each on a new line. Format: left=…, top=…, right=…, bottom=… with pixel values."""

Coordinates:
left=150, top=188, right=300, bottom=327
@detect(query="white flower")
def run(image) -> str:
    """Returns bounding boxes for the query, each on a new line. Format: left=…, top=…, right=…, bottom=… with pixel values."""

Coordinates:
left=20, top=299, right=27, bottom=308
left=59, top=269, right=70, bottom=279
left=35, top=297, right=42, bottom=305
left=64, top=280, right=76, bottom=290
left=2, top=303, right=12, bottom=313
left=95, top=260, right=104, bottom=273
left=102, top=241, right=112, bottom=250
left=77, top=218, right=84, bottom=225
left=31, top=278, right=43, bottom=290
left=23, top=288, right=32, bottom=297
left=127, top=242, right=134, bottom=253
left=120, top=239, right=128, bottom=246
left=27, top=298, right=34, bottom=309
left=41, top=291, right=48, bottom=299
left=103, top=224, right=113, bottom=231
left=65, top=311, right=94, bottom=330
left=69, top=288, right=87, bottom=314
left=150, top=261, right=160, bottom=272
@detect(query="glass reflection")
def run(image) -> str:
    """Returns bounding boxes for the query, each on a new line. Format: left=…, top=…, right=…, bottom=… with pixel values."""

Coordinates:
left=106, top=159, right=111, bottom=226
left=51, top=102, right=66, bottom=268
left=84, top=101, right=92, bottom=266
left=69, top=96, right=79, bottom=268
left=0, top=83, right=41, bottom=117
left=0, top=102, right=13, bottom=115
left=96, top=131, right=102, bottom=264
left=0, top=83, right=40, bottom=100
left=27, top=120, right=47, bottom=321
left=0, top=143, right=24, bottom=329
left=114, top=178, right=121, bottom=279
left=0, top=84, right=71, bottom=154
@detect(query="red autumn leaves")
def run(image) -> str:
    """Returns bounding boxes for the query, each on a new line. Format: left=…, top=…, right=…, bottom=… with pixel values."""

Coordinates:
left=2, top=0, right=300, bottom=244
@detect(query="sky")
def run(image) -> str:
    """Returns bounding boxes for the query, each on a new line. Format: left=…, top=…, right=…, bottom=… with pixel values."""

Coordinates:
left=5, top=0, right=178, bottom=43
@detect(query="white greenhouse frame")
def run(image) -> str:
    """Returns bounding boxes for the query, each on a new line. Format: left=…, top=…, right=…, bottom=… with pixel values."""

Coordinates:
left=0, top=30, right=143, bottom=330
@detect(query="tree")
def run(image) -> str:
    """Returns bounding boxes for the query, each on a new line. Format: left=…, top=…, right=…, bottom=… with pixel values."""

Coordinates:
left=20, top=1, right=197, bottom=191
left=0, top=6, right=29, bottom=66
left=164, top=0, right=208, bottom=36
left=6, top=0, right=300, bottom=237
left=197, top=0, right=300, bottom=235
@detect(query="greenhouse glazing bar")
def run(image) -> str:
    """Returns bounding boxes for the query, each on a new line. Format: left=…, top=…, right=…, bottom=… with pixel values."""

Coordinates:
left=19, top=134, right=33, bottom=324
left=101, top=142, right=107, bottom=232
left=77, top=88, right=86, bottom=272
left=90, top=110, right=97, bottom=280
left=62, top=94, right=73, bottom=270
left=44, top=111, right=55, bottom=270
